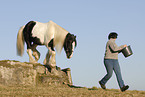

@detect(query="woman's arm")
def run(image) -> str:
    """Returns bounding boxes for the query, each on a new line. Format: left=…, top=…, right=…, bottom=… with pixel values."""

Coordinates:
left=109, top=41, right=126, bottom=52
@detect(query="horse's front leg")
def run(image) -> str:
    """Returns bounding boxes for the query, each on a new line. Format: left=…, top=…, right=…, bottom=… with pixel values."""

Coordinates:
left=44, top=47, right=56, bottom=68
left=46, top=48, right=59, bottom=75
left=49, top=50, right=56, bottom=68
left=43, top=50, right=51, bottom=65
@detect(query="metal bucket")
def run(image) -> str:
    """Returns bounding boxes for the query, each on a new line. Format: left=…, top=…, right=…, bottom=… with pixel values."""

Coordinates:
left=121, top=45, right=133, bottom=58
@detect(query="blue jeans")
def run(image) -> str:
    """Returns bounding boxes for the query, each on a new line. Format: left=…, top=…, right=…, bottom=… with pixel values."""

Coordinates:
left=100, top=59, right=124, bottom=88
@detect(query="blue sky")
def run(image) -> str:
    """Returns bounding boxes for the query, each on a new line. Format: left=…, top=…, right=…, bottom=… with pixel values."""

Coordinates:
left=0, top=0, right=145, bottom=90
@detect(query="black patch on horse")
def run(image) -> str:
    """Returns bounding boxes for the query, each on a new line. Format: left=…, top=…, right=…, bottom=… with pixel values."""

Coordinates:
left=23, top=21, right=42, bottom=49
left=63, top=33, right=77, bottom=58
left=48, top=39, right=55, bottom=51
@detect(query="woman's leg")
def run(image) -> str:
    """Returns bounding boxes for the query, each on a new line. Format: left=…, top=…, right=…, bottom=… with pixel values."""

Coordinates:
left=113, top=60, right=125, bottom=88
left=100, top=59, right=114, bottom=85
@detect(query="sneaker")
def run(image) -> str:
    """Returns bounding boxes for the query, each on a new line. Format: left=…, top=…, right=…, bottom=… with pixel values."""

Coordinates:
left=99, top=81, right=106, bottom=89
left=121, top=85, right=129, bottom=92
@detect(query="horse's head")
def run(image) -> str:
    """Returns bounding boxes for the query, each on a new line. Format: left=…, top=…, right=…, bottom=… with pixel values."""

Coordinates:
left=64, top=33, right=77, bottom=59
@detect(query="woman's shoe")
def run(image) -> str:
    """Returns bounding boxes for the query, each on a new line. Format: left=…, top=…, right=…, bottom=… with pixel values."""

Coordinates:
left=121, top=85, right=129, bottom=92
left=99, top=81, right=106, bottom=89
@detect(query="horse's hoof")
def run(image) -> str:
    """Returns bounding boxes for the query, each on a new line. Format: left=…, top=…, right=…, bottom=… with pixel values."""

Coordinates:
left=49, top=63, right=56, bottom=68
left=32, top=53, right=40, bottom=61
left=51, top=68, right=59, bottom=76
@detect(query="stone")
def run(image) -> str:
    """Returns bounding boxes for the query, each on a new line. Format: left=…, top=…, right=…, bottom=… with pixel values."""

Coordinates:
left=0, top=60, right=72, bottom=86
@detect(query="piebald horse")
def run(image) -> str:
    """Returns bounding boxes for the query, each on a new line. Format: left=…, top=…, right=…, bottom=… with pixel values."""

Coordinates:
left=17, top=20, right=77, bottom=68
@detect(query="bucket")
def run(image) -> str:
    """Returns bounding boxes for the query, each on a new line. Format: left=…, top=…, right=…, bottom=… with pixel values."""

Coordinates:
left=121, top=45, right=133, bottom=58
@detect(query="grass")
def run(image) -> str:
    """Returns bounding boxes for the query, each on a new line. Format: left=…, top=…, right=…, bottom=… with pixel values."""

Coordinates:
left=0, top=84, right=145, bottom=97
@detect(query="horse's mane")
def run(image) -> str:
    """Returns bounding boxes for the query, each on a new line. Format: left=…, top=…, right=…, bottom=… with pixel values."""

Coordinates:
left=48, top=21, right=69, bottom=53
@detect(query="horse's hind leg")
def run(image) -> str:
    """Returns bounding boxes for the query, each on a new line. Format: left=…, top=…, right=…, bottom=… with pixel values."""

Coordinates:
left=32, top=44, right=40, bottom=62
left=27, top=49, right=37, bottom=63
left=25, top=40, right=37, bottom=63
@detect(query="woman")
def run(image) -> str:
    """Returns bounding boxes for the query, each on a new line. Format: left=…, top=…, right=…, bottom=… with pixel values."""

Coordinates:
left=99, top=32, right=129, bottom=92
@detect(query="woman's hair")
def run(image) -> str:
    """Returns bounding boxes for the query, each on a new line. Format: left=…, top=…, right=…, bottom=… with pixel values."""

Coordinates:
left=108, top=32, right=118, bottom=39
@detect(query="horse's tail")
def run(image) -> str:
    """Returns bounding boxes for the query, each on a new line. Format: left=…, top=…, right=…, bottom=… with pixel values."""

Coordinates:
left=16, top=26, right=25, bottom=56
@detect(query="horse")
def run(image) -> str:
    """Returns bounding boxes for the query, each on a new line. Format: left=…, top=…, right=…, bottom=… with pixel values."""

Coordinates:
left=17, top=20, right=77, bottom=68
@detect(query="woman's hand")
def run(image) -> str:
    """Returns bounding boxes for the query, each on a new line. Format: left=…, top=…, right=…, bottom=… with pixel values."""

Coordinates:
left=124, top=45, right=127, bottom=47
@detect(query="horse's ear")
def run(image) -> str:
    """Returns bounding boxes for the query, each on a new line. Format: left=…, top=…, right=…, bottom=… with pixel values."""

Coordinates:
left=71, top=34, right=74, bottom=37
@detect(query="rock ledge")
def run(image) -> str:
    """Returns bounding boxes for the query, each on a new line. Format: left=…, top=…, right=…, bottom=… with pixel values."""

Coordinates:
left=0, top=60, right=72, bottom=86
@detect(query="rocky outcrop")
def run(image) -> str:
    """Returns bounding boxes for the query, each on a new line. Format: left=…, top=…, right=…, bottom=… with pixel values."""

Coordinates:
left=0, top=60, right=72, bottom=86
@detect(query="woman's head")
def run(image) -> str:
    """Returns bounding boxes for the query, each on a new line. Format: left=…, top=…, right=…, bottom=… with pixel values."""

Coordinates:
left=108, top=32, right=118, bottom=39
